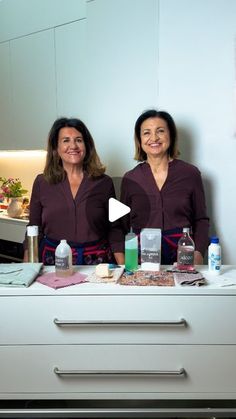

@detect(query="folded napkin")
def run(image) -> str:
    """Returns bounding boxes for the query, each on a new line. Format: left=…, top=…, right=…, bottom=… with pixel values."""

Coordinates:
left=174, top=272, right=206, bottom=286
left=36, top=271, right=87, bottom=289
left=0, top=263, right=43, bottom=287
left=208, top=269, right=236, bottom=287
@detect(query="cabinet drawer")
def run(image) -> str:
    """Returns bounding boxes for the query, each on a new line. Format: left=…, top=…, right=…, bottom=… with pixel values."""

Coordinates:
left=0, top=345, right=236, bottom=396
left=1, top=295, right=236, bottom=344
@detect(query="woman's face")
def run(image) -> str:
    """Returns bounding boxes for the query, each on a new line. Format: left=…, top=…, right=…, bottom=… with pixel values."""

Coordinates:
left=57, top=127, right=86, bottom=168
left=140, top=117, right=171, bottom=158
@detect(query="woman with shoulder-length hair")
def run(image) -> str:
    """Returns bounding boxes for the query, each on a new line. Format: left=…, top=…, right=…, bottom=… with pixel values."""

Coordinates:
left=120, top=109, right=209, bottom=265
left=24, top=117, right=124, bottom=265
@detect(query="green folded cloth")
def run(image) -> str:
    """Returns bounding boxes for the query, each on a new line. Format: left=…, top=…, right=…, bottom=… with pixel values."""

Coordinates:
left=0, top=263, right=43, bottom=287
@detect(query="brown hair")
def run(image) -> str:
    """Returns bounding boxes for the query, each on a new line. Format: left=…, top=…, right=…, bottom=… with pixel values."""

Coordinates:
left=43, top=117, right=105, bottom=183
left=134, top=109, right=180, bottom=161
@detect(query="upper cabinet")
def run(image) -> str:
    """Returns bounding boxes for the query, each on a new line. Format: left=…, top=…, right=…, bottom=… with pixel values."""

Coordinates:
left=10, top=30, right=57, bottom=149
left=0, top=0, right=158, bottom=151
left=0, top=42, right=12, bottom=148
left=55, top=19, right=87, bottom=121
left=0, top=0, right=86, bottom=42
left=0, top=21, right=87, bottom=150
left=0, top=0, right=87, bottom=150
left=85, top=0, right=159, bottom=174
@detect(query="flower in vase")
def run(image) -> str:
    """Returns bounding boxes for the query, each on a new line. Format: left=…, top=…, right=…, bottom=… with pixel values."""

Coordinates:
left=0, top=177, right=28, bottom=199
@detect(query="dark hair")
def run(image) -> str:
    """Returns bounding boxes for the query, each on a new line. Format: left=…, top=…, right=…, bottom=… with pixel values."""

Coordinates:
left=134, top=109, right=179, bottom=161
left=43, top=117, right=105, bottom=183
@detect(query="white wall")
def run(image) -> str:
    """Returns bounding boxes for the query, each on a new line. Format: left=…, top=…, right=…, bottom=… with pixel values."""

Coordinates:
left=157, top=0, right=236, bottom=263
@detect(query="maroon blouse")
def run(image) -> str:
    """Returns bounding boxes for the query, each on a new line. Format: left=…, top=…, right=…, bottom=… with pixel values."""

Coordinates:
left=120, top=160, right=209, bottom=256
left=24, top=173, right=124, bottom=252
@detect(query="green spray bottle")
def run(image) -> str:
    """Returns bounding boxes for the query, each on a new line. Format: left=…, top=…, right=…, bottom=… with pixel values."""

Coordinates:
left=125, top=228, right=138, bottom=271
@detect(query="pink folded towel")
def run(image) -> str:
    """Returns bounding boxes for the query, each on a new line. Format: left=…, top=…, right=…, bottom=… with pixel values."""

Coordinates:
left=36, top=271, right=88, bottom=289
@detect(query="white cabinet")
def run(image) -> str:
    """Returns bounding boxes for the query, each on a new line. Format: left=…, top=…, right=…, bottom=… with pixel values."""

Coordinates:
left=0, top=42, right=13, bottom=149
left=0, top=20, right=88, bottom=150
left=0, top=1, right=87, bottom=151
left=1, top=272, right=236, bottom=403
left=1, top=345, right=236, bottom=395
left=0, top=0, right=86, bottom=42
left=55, top=20, right=87, bottom=120
left=85, top=0, right=159, bottom=172
left=1, top=294, right=236, bottom=345
left=10, top=30, right=57, bottom=149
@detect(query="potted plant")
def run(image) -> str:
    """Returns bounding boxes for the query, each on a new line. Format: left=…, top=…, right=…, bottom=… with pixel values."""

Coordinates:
left=0, top=177, right=28, bottom=218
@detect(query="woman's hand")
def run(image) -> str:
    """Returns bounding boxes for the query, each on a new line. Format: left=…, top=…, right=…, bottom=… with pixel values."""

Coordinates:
left=114, top=252, right=125, bottom=265
left=194, top=250, right=203, bottom=265
left=23, top=249, right=29, bottom=262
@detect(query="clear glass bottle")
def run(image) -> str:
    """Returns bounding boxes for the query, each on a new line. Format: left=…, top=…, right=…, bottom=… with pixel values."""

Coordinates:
left=208, top=236, right=221, bottom=275
left=55, top=240, right=73, bottom=277
left=177, top=227, right=195, bottom=271
left=27, top=225, right=39, bottom=263
left=125, top=230, right=138, bottom=272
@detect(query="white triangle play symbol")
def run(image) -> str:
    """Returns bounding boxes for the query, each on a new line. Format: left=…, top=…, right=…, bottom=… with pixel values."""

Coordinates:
left=108, top=198, right=131, bottom=222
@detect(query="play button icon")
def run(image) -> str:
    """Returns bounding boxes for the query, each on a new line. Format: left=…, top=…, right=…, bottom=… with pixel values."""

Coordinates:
left=108, top=198, right=130, bottom=222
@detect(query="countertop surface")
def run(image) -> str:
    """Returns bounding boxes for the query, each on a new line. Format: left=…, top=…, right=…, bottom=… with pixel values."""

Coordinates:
left=0, top=209, right=28, bottom=224
left=0, top=265, right=236, bottom=296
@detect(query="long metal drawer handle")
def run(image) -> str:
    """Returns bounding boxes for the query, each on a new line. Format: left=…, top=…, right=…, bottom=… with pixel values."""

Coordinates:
left=2, top=406, right=236, bottom=416
left=54, top=367, right=186, bottom=377
left=53, top=318, right=187, bottom=327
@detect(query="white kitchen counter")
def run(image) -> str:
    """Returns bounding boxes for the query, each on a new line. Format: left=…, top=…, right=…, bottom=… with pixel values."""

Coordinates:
left=1, top=265, right=236, bottom=417
left=0, top=210, right=28, bottom=242
left=0, top=264, right=236, bottom=295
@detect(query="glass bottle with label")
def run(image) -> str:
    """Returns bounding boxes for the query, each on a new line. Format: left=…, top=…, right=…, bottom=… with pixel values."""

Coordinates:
left=177, top=227, right=195, bottom=271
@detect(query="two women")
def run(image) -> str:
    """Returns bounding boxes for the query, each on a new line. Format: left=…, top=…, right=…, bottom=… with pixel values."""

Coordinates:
left=25, top=110, right=209, bottom=265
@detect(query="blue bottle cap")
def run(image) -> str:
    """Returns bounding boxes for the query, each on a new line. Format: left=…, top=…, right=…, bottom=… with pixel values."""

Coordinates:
left=210, top=236, right=219, bottom=244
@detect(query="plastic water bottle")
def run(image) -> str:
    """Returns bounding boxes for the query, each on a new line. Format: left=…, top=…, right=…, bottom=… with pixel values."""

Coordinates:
left=125, top=230, right=138, bottom=271
left=55, top=240, right=73, bottom=277
left=208, top=236, right=221, bottom=275
left=27, top=225, right=39, bottom=263
left=177, top=227, right=195, bottom=271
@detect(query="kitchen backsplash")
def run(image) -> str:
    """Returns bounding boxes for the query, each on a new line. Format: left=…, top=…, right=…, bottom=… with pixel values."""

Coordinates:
left=0, top=151, right=46, bottom=198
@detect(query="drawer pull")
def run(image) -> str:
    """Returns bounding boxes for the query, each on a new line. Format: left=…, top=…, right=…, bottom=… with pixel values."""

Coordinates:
left=54, top=318, right=187, bottom=327
left=54, top=367, right=186, bottom=377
